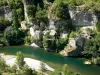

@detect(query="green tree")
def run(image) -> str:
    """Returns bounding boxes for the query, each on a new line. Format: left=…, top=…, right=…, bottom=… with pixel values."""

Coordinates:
left=4, top=9, right=25, bottom=45
left=16, top=8, right=24, bottom=21
left=36, top=9, right=48, bottom=22
left=0, top=58, right=7, bottom=72
left=96, top=21, right=100, bottom=32
left=69, top=31, right=77, bottom=38
left=83, top=36, right=100, bottom=64
left=43, top=36, right=49, bottom=50
left=22, top=65, right=33, bottom=75
left=0, top=0, right=7, bottom=7
left=16, top=51, right=25, bottom=69
left=12, top=9, right=20, bottom=29
left=27, top=5, right=36, bottom=18
left=40, top=61, right=46, bottom=75
left=0, top=17, right=11, bottom=31
left=9, top=0, right=15, bottom=9
left=62, top=64, right=68, bottom=74
left=56, top=2, right=71, bottom=20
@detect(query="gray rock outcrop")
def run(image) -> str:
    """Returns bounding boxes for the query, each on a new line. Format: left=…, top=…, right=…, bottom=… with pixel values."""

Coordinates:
left=69, top=7, right=98, bottom=26
left=0, top=6, right=12, bottom=21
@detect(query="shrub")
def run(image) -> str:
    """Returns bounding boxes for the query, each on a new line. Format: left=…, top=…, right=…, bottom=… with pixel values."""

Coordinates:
left=36, top=9, right=48, bottom=22
left=16, top=51, right=25, bottom=68
left=0, top=57, right=7, bottom=72
left=69, top=31, right=78, bottom=38
left=96, top=21, right=100, bottom=32
left=4, top=27, right=25, bottom=45
left=0, top=0, right=7, bottom=7
left=56, top=2, right=71, bottom=20
left=24, top=36, right=33, bottom=45
left=9, top=0, right=23, bottom=9
left=26, top=5, right=36, bottom=18
left=8, top=0, right=15, bottom=9
left=16, top=8, right=24, bottom=21
left=0, top=17, right=11, bottom=31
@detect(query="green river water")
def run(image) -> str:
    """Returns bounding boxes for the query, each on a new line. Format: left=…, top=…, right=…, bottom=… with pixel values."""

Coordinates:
left=0, top=46, right=100, bottom=75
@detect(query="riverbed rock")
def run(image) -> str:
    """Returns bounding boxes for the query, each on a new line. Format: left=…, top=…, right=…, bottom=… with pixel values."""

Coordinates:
left=21, top=21, right=27, bottom=30
left=30, top=27, right=43, bottom=40
left=0, top=44, right=3, bottom=46
left=60, top=37, right=85, bottom=56
left=84, top=60, right=91, bottom=65
left=31, top=43, right=39, bottom=47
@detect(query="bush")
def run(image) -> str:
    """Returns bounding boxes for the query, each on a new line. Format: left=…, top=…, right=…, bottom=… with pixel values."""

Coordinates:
left=9, top=0, right=23, bottom=9
left=67, top=0, right=84, bottom=7
left=8, top=0, right=15, bottom=9
left=16, top=51, right=25, bottom=68
left=27, top=5, right=36, bottom=18
left=16, top=8, right=24, bottom=21
left=83, top=37, right=100, bottom=64
left=0, top=0, right=7, bottom=7
left=0, top=57, right=7, bottom=72
left=56, top=2, right=71, bottom=20
left=36, top=9, right=48, bottom=22
left=69, top=31, right=77, bottom=38
left=0, top=17, right=11, bottom=31
left=4, top=27, right=25, bottom=45
left=96, top=21, right=100, bottom=32
left=24, top=36, right=33, bottom=45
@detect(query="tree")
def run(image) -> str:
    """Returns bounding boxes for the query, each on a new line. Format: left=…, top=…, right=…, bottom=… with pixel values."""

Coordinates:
left=96, top=21, right=100, bottom=32
left=16, top=51, right=25, bottom=69
left=16, top=8, right=24, bottom=21
left=62, top=64, right=68, bottom=74
left=56, top=2, right=71, bottom=20
left=8, top=0, right=15, bottom=9
left=83, top=36, right=100, bottom=64
left=40, top=61, right=46, bottom=75
left=22, top=65, right=33, bottom=75
left=27, top=5, right=36, bottom=18
left=69, top=31, right=77, bottom=38
left=4, top=27, right=25, bottom=45
left=52, top=64, right=81, bottom=75
left=36, top=9, right=48, bottom=22
left=4, top=9, right=25, bottom=45
left=12, top=9, right=20, bottom=29
left=0, top=17, right=11, bottom=31
left=43, top=36, right=49, bottom=50
left=0, top=58, right=7, bottom=72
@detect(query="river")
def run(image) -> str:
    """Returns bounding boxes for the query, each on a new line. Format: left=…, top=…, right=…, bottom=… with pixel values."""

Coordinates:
left=0, top=46, right=100, bottom=75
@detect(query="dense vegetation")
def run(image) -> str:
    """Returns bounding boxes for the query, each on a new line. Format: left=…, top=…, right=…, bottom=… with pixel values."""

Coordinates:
left=4, top=9, right=26, bottom=45
left=83, top=33, right=100, bottom=65
left=0, top=0, right=100, bottom=67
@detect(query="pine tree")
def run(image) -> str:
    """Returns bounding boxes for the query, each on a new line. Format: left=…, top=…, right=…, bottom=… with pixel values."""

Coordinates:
left=12, top=9, right=20, bottom=29
left=16, top=51, right=25, bottom=69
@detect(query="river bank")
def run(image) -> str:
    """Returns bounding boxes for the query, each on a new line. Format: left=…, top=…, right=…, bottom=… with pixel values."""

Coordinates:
left=0, top=53, right=54, bottom=71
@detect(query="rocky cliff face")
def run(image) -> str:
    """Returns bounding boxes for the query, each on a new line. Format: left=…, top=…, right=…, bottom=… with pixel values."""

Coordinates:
left=0, top=6, right=12, bottom=21
left=69, top=7, right=97, bottom=26
left=0, top=2, right=98, bottom=26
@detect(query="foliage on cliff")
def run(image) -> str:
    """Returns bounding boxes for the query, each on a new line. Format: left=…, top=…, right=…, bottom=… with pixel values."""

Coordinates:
left=83, top=33, right=100, bottom=65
